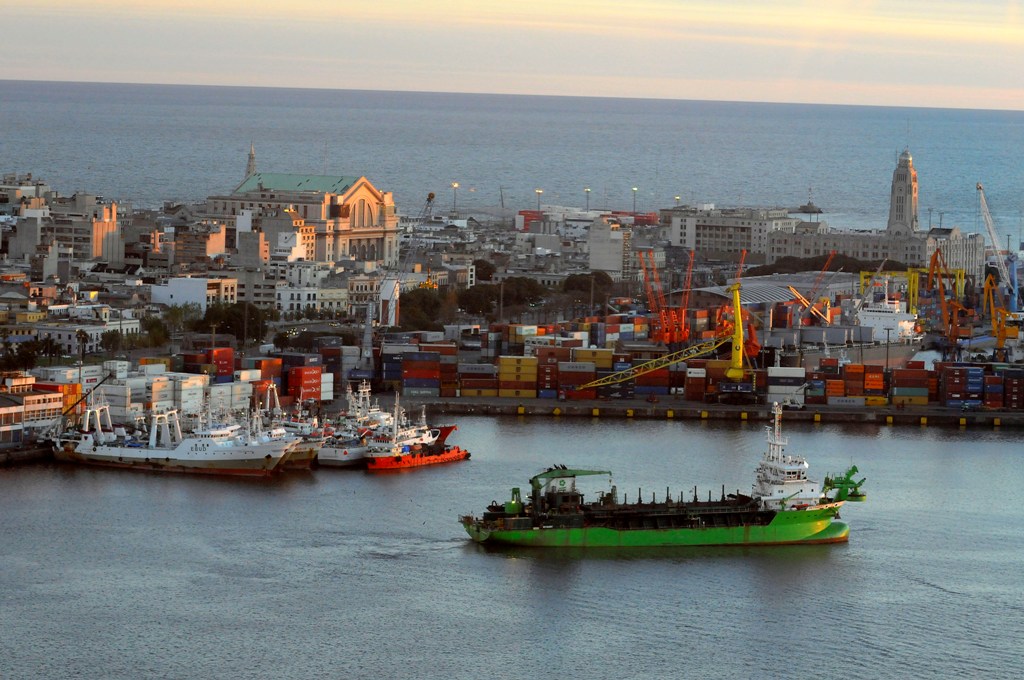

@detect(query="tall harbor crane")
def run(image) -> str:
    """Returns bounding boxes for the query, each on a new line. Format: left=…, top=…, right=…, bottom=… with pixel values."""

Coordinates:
left=977, top=183, right=1017, bottom=312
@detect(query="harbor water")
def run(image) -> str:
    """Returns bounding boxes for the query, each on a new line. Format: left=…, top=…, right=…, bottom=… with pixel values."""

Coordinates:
left=2, top=417, right=1021, bottom=679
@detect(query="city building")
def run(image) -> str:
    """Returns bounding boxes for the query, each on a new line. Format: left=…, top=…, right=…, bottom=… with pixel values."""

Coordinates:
left=205, top=159, right=400, bottom=266
left=766, top=149, right=986, bottom=278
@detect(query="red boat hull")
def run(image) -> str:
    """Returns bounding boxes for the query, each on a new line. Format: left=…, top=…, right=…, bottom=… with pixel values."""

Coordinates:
left=365, top=445, right=470, bottom=472
left=434, top=424, right=457, bottom=447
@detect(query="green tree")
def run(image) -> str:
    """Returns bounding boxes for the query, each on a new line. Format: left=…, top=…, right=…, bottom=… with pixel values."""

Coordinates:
left=563, top=271, right=614, bottom=298
left=501, top=277, right=547, bottom=307
left=457, top=284, right=498, bottom=316
left=398, top=288, right=444, bottom=331
left=38, top=336, right=60, bottom=364
left=473, top=258, right=496, bottom=282
left=273, top=332, right=291, bottom=351
left=164, top=303, right=203, bottom=337
left=100, top=330, right=122, bottom=354
left=140, top=316, right=169, bottom=348
left=193, top=302, right=268, bottom=347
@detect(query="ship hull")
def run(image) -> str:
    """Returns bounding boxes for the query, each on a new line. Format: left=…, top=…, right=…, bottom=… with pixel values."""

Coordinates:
left=53, top=440, right=295, bottom=478
left=282, top=443, right=319, bottom=469
left=54, top=449, right=286, bottom=477
left=462, top=509, right=848, bottom=547
left=317, top=442, right=369, bottom=468
left=366, top=445, right=470, bottom=472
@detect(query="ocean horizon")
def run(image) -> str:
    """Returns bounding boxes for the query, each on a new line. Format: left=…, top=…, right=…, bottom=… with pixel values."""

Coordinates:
left=4, top=79, right=1024, bottom=238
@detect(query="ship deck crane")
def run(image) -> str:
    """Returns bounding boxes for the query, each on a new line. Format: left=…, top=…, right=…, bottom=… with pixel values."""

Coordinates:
left=977, top=183, right=1016, bottom=312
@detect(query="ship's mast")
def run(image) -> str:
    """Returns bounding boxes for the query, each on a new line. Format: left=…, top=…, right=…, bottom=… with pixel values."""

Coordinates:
left=766, top=402, right=787, bottom=461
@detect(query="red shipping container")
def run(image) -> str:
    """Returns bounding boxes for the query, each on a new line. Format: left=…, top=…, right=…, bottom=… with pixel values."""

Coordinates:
left=498, top=380, right=538, bottom=390
left=402, top=368, right=442, bottom=380
left=460, top=378, right=499, bottom=389
left=289, top=366, right=323, bottom=398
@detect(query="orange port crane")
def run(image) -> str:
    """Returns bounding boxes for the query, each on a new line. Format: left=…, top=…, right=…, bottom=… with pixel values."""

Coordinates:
left=788, top=250, right=836, bottom=326
left=678, top=250, right=695, bottom=343
left=983, top=273, right=1018, bottom=359
left=927, top=248, right=972, bottom=346
left=638, top=250, right=681, bottom=345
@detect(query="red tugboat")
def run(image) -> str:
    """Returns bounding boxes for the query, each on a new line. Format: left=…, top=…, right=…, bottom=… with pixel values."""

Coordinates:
left=364, top=441, right=470, bottom=471
left=363, top=395, right=470, bottom=472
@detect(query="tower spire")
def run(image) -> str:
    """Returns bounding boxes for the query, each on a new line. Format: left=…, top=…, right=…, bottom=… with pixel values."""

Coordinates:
left=886, top=147, right=918, bottom=235
left=245, top=142, right=256, bottom=180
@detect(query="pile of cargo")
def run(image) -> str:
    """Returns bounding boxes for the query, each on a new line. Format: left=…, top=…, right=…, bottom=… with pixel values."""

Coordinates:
left=479, top=318, right=651, bottom=359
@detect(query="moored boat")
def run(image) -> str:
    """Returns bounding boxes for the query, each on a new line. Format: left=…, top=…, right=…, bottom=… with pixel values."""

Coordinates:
left=460, top=403, right=864, bottom=547
left=365, top=442, right=470, bottom=472
left=318, top=383, right=458, bottom=468
left=54, top=404, right=300, bottom=477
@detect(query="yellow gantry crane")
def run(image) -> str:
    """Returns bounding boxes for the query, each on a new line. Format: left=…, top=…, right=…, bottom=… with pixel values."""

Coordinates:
left=574, top=283, right=747, bottom=390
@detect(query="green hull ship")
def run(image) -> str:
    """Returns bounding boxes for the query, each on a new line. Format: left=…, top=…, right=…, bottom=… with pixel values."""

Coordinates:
left=461, top=404, right=865, bottom=549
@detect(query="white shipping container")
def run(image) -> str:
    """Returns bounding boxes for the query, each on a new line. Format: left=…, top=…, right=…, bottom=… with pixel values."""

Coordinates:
left=766, top=367, right=807, bottom=378
left=103, top=360, right=131, bottom=379
left=166, top=372, right=210, bottom=388
left=235, top=369, right=262, bottom=382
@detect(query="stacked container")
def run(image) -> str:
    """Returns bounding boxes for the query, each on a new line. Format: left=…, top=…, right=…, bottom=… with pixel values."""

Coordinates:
left=497, top=356, right=538, bottom=399
left=983, top=375, right=1004, bottom=409
left=941, top=365, right=984, bottom=409
left=557, top=361, right=597, bottom=400
left=402, top=350, right=441, bottom=398
left=766, top=366, right=806, bottom=406
left=421, top=343, right=459, bottom=398
left=288, top=365, right=323, bottom=401
left=459, top=363, right=498, bottom=397
left=208, top=348, right=234, bottom=384
left=890, top=368, right=930, bottom=406
left=1002, top=369, right=1024, bottom=409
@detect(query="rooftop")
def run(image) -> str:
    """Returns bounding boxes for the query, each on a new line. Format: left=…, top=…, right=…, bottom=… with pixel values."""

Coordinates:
left=233, top=173, right=360, bottom=195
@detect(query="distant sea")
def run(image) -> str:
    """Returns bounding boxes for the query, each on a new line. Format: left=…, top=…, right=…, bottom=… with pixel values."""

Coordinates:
left=3, top=80, right=1024, bottom=239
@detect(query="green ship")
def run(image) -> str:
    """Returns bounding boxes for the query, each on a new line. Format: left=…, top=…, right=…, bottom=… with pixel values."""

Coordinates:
left=460, top=403, right=865, bottom=548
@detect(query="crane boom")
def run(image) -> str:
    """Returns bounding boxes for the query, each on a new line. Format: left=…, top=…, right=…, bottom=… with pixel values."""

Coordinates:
left=574, top=336, right=730, bottom=390
left=977, top=183, right=1014, bottom=312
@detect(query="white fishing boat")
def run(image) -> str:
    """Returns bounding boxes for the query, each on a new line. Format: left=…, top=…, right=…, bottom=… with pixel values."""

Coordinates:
left=54, top=403, right=299, bottom=477
left=318, top=387, right=454, bottom=468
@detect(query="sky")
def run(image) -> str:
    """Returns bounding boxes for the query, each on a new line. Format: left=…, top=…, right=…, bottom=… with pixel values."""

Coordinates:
left=9, top=0, right=1024, bottom=110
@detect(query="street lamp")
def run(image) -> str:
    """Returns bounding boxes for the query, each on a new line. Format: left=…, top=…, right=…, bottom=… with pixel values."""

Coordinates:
left=584, top=186, right=591, bottom=211
left=674, top=195, right=681, bottom=206
left=632, top=186, right=638, bottom=213
left=535, top=188, right=543, bottom=211
left=451, top=182, right=459, bottom=213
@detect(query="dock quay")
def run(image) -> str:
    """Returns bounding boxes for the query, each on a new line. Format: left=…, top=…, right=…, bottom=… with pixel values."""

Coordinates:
left=406, top=396, right=1024, bottom=429
left=0, top=442, right=53, bottom=466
